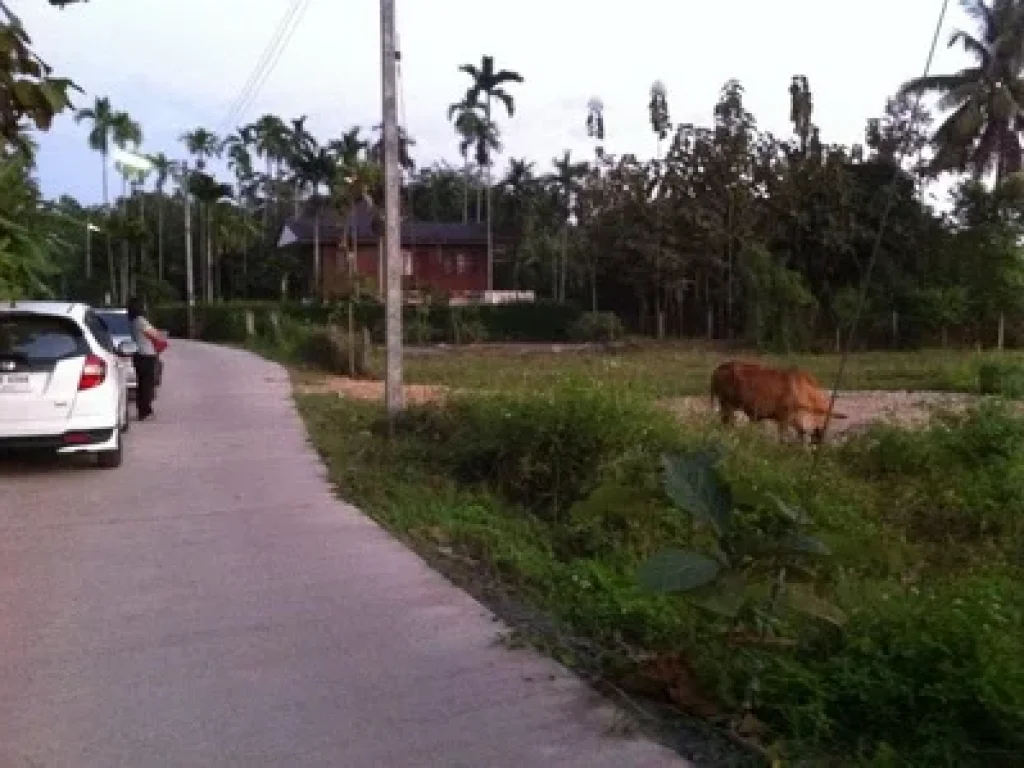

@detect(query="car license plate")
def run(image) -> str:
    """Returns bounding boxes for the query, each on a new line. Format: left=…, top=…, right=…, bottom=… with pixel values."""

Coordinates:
left=0, top=373, right=32, bottom=393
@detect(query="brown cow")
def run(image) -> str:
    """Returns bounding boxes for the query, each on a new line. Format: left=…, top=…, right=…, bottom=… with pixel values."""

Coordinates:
left=709, top=360, right=847, bottom=445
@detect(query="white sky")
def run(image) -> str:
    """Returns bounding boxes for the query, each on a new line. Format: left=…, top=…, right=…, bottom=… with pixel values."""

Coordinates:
left=22, top=0, right=971, bottom=204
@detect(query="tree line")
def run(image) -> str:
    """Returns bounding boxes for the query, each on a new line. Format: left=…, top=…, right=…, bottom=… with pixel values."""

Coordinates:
left=6, top=0, right=1024, bottom=350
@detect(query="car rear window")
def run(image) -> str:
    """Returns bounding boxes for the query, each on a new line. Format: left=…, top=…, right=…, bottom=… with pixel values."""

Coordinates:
left=0, top=313, right=89, bottom=362
left=96, top=311, right=133, bottom=337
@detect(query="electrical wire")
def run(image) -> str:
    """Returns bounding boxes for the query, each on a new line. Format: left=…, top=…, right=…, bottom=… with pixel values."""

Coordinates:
left=217, top=0, right=312, bottom=132
left=217, top=0, right=301, bottom=130
left=818, top=0, right=952, bottom=447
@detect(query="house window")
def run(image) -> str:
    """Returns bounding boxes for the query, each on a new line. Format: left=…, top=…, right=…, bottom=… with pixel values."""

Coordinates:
left=455, top=253, right=470, bottom=276
left=402, top=250, right=413, bottom=277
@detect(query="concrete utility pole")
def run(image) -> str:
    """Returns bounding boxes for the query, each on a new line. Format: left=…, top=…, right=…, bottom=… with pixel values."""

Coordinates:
left=380, top=0, right=404, bottom=422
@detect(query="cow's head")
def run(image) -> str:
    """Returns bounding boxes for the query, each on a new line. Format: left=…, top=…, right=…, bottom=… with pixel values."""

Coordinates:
left=790, top=409, right=847, bottom=444
left=807, top=409, right=847, bottom=445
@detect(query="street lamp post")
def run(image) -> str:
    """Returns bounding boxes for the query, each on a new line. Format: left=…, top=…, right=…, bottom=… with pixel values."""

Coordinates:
left=111, top=149, right=154, bottom=302
left=85, top=221, right=100, bottom=281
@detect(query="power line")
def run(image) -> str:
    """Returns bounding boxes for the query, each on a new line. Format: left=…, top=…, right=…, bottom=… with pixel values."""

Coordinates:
left=819, top=0, right=952, bottom=447
left=218, top=0, right=311, bottom=132
left=217, top=0, right=301, bottom=131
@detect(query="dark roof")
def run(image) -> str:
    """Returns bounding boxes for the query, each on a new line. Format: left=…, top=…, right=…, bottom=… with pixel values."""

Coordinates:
left=278, top=201, right=507, bottom=248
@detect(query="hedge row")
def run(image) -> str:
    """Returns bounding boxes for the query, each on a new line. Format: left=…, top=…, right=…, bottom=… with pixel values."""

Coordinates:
left=151, top=299, right=591, bottom=345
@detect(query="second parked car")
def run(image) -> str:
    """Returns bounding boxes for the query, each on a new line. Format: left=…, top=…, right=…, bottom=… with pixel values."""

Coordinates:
left=94, top=307, right=164, bottom=394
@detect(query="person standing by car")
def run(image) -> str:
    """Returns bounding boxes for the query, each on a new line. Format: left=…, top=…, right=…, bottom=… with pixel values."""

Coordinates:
left=126, top=297, right=165, bottom=421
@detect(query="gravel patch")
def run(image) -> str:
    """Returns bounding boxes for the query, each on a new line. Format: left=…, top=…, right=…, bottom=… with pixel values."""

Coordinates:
left=660, top=390, right=985, bottom=440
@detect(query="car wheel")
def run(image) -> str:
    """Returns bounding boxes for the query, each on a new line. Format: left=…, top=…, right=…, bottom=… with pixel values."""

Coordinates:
left=97, top=433, right=124, bottom=469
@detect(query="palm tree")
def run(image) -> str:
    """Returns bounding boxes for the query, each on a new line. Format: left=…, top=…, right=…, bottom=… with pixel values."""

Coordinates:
left=222, top=127, right=255, bottom=189
left=287, top=116, right=316, bottom=215
left=293, top=141, right=338, bottom=298
left=548, top=150, right=589, bottom=303
left=212, top=200, right=259, bottom=298
left=74, top=97, right=141, bottom=298
left=180, top=129, right=223, bottom=301
left=448, top=99, right=501, bottom=222
left=222, top=128, right=256, bottom=292
left=898, top=0, right=1024, bottom=183
left=74, top=96, right=116, bottom=207
left=369, top=124, right=416, bottom=172
left=188, top=171, right=233, bottom=301
left=246, top=114, right=291, bottom=238
left=328, top=126, right=367, bottom=166
left=455, top=55, right=524, bottom=292
left=147, top=151, right=174, bottom=282
left=330, top=159, right=380, bottom=374
left=180, top=127, right=221, bottom=171
left=502, top=158, right=536, bottom=288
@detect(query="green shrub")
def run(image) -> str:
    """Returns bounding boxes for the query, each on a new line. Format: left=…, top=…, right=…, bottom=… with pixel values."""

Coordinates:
left=979, top=360, right=1024, bottom=398
left=437, top=379, right=678, bottom=521
left=156, top=299, right=583, bottom=344
left=449, top=305, right=488, bottom=344
left=756, top=575, right=1024, bottom=765
left=840, top=402, right=1024, bottom=549
left=292, top=325, right=370, bottom=377
left=567, top=311, right=625, bottom=343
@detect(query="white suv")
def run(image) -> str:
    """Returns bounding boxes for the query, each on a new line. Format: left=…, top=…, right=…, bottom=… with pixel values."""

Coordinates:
left=0, top=301, right=134, bottom=469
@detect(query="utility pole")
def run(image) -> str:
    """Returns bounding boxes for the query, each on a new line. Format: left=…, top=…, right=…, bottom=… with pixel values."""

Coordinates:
left=181, top=160, right=196, bottom=339
left=380, top=0, right=404, bottom=423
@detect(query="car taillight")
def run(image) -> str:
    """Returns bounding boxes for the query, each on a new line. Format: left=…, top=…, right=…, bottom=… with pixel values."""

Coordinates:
left=78, top=354, right=107, bottom=391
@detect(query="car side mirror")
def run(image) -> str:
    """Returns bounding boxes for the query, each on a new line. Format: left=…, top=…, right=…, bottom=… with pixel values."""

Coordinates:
left=116, top=340, right=138, bottom=357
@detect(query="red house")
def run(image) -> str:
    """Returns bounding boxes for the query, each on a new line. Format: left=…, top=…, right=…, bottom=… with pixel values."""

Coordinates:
left=277, top=202, right=509, bottom=301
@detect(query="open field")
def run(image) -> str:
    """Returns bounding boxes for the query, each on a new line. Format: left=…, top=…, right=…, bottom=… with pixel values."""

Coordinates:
left=394, top=342, right=1012, bottom=398
left=297, top=343, right=1017, bottom=442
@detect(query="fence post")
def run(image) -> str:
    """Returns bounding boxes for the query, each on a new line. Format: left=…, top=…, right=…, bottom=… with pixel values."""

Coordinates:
left=245, top=310, right=256, bottom=338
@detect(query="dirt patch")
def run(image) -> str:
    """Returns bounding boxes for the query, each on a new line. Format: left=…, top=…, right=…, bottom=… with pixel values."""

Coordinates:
left=660, top=390, right=981, bottom=439
left=295, top=376, right=448, bottom=406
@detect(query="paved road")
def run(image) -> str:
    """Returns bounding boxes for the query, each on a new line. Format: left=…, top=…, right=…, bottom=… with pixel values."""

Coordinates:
left=0, top=341, right=687, bottom=767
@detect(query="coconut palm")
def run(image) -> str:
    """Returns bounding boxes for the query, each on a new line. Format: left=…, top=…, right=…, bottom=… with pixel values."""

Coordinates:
left=898, top=0, right=1024, bottom=183
left=455, top=55, right=524, bottom=291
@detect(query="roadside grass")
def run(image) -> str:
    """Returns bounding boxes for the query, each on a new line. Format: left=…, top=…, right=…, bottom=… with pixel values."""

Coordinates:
left=295, top=371, right=1024, bottom=767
